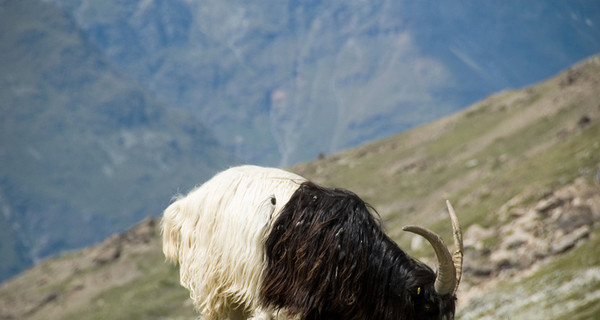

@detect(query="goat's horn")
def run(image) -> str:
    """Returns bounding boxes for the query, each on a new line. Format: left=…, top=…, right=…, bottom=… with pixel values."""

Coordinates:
left=402, top=201, right=462, bottom=295
left=446, top=200, right=463, bottom=294
left=403, top=225, right=456, bottom=295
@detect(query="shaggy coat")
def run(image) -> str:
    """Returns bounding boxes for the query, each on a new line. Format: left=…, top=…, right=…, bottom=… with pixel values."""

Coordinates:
left=161, top=165, right=459, bottom=320
left=261, top=182, right=456, bottom=320
left=162, top=166, right=306, bottom=319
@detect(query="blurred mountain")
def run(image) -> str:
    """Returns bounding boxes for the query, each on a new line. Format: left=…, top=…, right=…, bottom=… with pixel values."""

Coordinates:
left=0, top=0, right=234, bottom=282
left=2, top=0, right=600, bottom=282
left=47, top=0, right=600, bottom=165
left=1, top=54, right=598, bottom=320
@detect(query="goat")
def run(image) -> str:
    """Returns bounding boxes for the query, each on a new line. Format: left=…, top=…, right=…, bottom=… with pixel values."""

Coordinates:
left=161, top=165, right=463, bottom=320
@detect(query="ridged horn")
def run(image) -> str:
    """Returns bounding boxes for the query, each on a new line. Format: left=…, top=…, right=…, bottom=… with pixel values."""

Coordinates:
left=402, top=200, right=463, bottom=295
left=445, top=200, right=463, bottom=294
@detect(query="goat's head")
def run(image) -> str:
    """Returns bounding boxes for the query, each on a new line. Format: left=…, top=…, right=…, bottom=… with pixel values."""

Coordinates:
left=401, top=201, right=464, bottom=320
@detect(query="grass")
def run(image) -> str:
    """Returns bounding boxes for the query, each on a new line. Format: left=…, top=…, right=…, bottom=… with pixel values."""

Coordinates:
left=57, top=244, right=196, bottom=320
left=66, top=268, right=193, bottom=320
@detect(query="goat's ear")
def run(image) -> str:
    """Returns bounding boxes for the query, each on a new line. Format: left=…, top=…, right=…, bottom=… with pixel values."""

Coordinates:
left=258, top=194, right=277, bottom=223
left=161, top=200, right=183, bottom=263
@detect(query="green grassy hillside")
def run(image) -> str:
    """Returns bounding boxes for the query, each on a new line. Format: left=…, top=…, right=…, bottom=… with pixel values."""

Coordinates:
left=1, top=55, right=599, bottom=319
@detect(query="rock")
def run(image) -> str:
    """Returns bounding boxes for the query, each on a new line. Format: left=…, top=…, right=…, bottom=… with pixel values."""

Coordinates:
left=516, top=209, right=544, bottom=233
left=535, top=196, right=563, bottom=215
left=551, top=225, right=591, bottom=254
left=464, top=224, right=495, bottom=251
left=125, top=217, right=156, bottom=244
left=465, top=159, right=479, bottom=168
left=503, top=232, right=530, bottom=250
left=91, top=217, right=156, bottom=265
left=508, top=208, right=528, bottom=218
left=490, top=250, right=520, bottom=271
left=577, top=115, right=591, bottom=128
left=556, top=205, right=594, bottom=233
left=560, top=68, right=584, bottom=87
left=93, top=243, right=121, bottom=265
left=92, top=234, right=122, bottom=265
left=27, top=291, right=59, bottom=315
left=465, top=264, right=493, bottom=277
left=410, top=234, right=424, bottom=251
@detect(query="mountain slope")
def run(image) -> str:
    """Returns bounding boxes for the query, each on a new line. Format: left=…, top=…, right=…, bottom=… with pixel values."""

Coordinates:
left=0, top=0, right=234, bottom=282
left=4, top=0, right=598, bottom=281
left=293, top=55, right=600, bottom=319
left=47, top=0, right=600, bottom=165
left=1, top=55, right=599, bottom=319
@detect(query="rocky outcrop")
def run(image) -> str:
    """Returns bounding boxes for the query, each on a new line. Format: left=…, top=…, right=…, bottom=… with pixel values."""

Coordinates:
left=92, top=217, right=156, bottom=265
left=462, top=177, right=600, bottom=283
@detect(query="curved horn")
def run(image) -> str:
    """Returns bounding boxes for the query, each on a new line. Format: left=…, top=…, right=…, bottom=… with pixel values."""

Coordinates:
left=402, top=201, right=463, bottom=295
left=403, top=225, right=456, bottom=295
left=446, top=200, right=463, bottom=294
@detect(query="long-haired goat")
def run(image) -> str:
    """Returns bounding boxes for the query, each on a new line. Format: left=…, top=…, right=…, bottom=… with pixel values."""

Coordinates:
left=161, top=165, right=463, bottom=320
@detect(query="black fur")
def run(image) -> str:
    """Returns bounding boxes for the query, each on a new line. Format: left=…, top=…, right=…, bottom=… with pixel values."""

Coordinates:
left=260, top=181, right=455, bottom=320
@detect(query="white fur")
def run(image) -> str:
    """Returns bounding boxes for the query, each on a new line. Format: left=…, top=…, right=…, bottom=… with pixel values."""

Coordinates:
left=162, top=165, right=306, bottom=319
